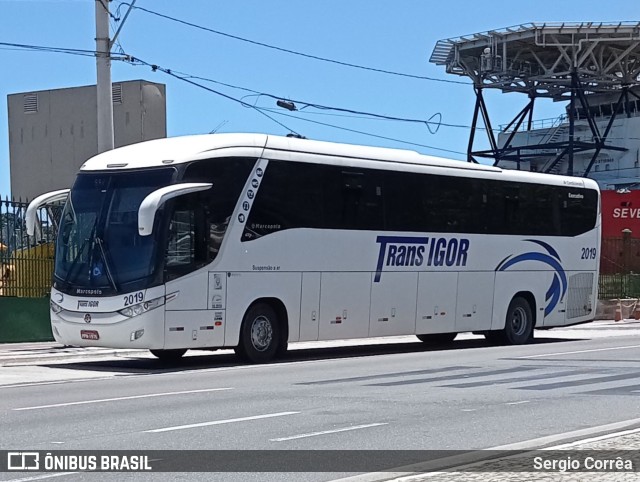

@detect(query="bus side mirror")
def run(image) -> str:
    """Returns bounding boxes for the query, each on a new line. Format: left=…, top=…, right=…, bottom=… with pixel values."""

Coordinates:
left=138, top=183, right=212, bottom=236
left=25, top=189, right=70, bottom=236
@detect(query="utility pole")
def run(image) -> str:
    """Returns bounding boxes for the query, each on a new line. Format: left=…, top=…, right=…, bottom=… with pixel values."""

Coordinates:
left=95, top=0, right=114, bottom=153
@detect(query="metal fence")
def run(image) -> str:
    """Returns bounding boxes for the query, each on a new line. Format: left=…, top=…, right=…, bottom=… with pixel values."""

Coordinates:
left=599, top=237, right=640, bottom=299
left=0, top=196, right=61, bottom=298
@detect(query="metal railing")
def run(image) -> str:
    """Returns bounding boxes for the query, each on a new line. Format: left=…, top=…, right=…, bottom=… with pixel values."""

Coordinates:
left=0, top=196, right=61, bottom=298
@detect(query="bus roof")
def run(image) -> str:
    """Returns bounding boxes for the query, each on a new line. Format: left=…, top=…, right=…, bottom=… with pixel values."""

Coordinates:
left=79, top=133, right=599, bottom=190
left=80, top=133, right=489, bottom=171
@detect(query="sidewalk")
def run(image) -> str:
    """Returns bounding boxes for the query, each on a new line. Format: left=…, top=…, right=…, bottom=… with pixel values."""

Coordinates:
left=0, top=341, right=148, bottom=366
left=390, top=429, right=640, bottom=481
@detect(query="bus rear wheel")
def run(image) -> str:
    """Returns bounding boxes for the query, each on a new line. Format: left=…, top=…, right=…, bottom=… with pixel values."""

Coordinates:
left=417, top=333, right=457, bottom=344
left=235, top=303, right=280, bottom=363
left=489, top=296, right=533, bottom=345
left=150, top=349, right=187, bottom=362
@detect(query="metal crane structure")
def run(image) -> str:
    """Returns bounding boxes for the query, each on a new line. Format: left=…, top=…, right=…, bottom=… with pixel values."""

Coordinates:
left=430, top=22, right=640, bottom=182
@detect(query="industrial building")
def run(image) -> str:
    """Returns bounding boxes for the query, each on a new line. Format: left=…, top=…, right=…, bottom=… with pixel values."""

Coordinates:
left=7, top=80, right=166, bottom=200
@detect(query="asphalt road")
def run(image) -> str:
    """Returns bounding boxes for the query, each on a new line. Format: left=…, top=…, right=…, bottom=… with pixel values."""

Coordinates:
left=2, top=322, right=640, bottom=481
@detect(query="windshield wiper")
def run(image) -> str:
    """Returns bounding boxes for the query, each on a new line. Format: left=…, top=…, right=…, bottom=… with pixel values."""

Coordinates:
left=95, top=236, right=118, bottom=292
left=63, top=220, right=98, bottom=286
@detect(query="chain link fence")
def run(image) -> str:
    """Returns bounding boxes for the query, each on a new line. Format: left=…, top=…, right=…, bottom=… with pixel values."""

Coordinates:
left=0, top=196, right=62, bottom=298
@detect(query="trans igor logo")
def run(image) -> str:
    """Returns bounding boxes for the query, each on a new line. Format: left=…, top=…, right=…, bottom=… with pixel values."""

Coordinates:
left=374, top=236, right=470, bottom=282
left=496, top=240, right=567, bottom=316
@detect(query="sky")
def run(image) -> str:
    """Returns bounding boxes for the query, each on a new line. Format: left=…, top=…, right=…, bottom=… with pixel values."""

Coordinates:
left=0, top=0, right=638, bottom=198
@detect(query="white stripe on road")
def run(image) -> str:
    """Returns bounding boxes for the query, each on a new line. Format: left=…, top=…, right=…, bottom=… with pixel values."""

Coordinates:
left=517, top=344, right=640, bottom=358
left=331, top=416, right=640, bottom=482
left=146, top=411, right=300, bottom=433
left=270, top=422, right=388, bottom=442
left=13, top=388, right=233, bottom=411
left=5, top=473, right=77, bottom=482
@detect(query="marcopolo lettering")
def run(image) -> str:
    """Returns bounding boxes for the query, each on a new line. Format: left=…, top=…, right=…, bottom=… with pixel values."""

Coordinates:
left=375, top=235, right=470, bottom=282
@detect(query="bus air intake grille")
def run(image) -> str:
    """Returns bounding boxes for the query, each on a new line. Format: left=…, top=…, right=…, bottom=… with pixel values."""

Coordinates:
left=566, top=272, right=594, bottom=319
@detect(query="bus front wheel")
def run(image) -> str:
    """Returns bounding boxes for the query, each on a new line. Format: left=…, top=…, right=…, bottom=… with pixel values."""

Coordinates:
left=150, top=349, right=187, bottom=362
left=235, top=303, right=280, bottom=363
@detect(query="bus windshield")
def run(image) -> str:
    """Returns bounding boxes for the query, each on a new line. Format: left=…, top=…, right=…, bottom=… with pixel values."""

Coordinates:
left=54, top=168, right=175, bottom=295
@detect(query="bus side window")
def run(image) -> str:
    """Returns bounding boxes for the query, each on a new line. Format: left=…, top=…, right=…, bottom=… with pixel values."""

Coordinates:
left=165, top=208, right=195, bottom=268
left=164, top=194, right=208, bottom=279
left=339, top=170, right=384, bottom=230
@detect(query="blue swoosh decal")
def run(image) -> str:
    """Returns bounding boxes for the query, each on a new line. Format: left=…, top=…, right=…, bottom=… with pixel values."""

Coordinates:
left=497, top=243, right=566, bottom=316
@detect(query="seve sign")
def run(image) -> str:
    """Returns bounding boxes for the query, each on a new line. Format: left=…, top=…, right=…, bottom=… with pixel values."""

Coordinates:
left=602, top=190, right=640, bottom=238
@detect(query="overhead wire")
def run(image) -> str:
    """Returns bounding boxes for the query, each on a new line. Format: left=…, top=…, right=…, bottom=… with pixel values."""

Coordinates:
left=118, top=2, right=470, bottom=85
left=127, top=57, right=304, bottom=137
left=261, top=107, right=467, bottom=155
left=124, top=56, right=466, bottom=156
left=136, top=65, right=489, bottom=132
left=0, top=41, right=126, bottom=59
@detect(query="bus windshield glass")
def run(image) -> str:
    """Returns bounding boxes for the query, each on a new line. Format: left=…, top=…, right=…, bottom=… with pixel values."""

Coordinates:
left=54, top=168, right=175, bottom=294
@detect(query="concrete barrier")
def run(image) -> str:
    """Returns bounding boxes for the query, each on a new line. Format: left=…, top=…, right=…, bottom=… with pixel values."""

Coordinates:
left=595, top=299, right=640, bottom=321
left=0, top=298, right=53, bottom=343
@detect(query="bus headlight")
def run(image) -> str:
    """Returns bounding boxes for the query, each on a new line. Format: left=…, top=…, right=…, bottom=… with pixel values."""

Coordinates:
left=50, top=300, right=63, bottom=313
left=118, top=296, right=165, bottom=318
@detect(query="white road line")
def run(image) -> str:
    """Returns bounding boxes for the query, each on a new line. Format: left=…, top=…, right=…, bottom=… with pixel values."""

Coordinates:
left=543, top=426, right=640, bottom=449
left=5, top=473, right=77, bottom=482
left=331, top=416, right=640, bottom=482
left=146, top=411, right=300, bottom=433
left=0, top=378, right=117, bottom=389
left=270, top=422, right=388, bottom=442
left=393, top=427, right=640, bottom=481
left=505, top=400, right=530, bottom=405
left=13, top=388, right=233, bottom=411
left=517, top=344, right=640, bottom=358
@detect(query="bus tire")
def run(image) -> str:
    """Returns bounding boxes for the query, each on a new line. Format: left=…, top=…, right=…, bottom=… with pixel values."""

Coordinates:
left=150, top=349, right=187, bottom=362
left=501, top=296, right=534, bottom=345
left=236, top=302, right=280, bottom=363
left=417, top=333, right=457, bottom=344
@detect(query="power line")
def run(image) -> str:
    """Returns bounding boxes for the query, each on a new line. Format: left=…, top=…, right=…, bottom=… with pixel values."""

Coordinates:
left=0, top=41, right=100, bottom=57
left=128, top=57, right=304, bottom=137
left=262, top=108, right=467, bottom=156
left=119, top=3, right=469, bottom=85
left=124, top=56, right=466, bottom=156
left=0, top=41, right=128, bottom=59
left=0, top=39, right=485, bottom=134
left=147, top=66, right=485, bottom=132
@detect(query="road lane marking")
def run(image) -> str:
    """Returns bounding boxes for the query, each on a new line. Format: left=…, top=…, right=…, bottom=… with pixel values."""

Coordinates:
left=391, top=427, right=640, bottom=481
left=270, top=422, right=388, bottom=442
left=517, top=344, right=640, bottom=358
left=542, top=426, right=640, bottom=449
left=330, top=417, right=640, bottom=482
left=5, top=474, right=77, bottom=482
left=13, top=388, right=233, bottom=411
left=146, top=411, right=300, bottom=433
left=505, top=400, right=530, bottom=405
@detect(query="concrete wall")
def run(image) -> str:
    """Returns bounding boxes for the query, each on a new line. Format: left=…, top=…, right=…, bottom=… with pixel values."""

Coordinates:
left=8, top=80, right=166, bottom=200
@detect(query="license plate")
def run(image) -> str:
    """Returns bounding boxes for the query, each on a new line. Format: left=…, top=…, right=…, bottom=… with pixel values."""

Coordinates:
left=80, top=330, right=99, bottom=340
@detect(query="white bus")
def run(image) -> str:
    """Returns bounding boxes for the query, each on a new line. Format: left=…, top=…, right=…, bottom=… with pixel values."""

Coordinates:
left=27, top=133, right=601, bottom=362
